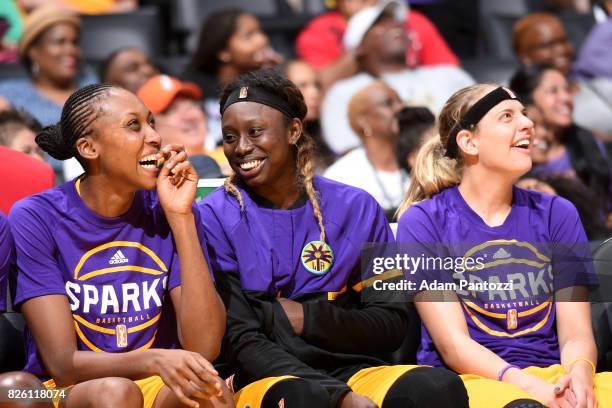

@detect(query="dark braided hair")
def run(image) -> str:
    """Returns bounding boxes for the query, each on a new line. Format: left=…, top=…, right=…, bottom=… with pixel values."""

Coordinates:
left=36, top=83, right=116, bottom=162
left=219, top=69, right=328, bottom=242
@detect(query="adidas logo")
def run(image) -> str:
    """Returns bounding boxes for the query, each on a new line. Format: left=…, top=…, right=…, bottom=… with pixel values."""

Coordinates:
left=109, top=250, right=129, bottom=265
left=492, top=248, right=511, bottom=259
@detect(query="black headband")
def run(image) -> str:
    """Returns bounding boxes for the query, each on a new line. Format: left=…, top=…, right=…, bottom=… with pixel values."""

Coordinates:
left=445, top=86, right=519, bottom=158
left=221, top=86, right=297, bottom=119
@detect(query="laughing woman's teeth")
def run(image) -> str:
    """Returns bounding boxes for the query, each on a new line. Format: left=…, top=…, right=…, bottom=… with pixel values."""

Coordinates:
left=514, top=140, right=530, bottom=148
left=240, top=160, right=261, bottom=170
left=138, top=154, right=159, bottom=169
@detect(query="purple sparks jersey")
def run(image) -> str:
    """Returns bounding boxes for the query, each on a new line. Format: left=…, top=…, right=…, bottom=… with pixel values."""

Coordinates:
left=397, top=186, right=596, bottom=368
left=9, top=180, right=204, bottom=377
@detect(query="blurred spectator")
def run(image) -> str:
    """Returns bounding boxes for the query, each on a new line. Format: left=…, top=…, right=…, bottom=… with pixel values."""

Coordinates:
left=183, top=9, right=282, bottom=149
left=573, top=13, right=612, bottom=81
left=531, top=0, right=592, bottom=13
left=395, top=105, right=435, bottom=173
left=592, top=0, right=612, bottom=22
left=0, top=6, right=96, bottom=182
left=570, top=12, right=612, bottom=137
left=17, top=0, right=138, bottom=14
left=324, top=81, right=407, bottom=218
left=517, top=175, right=611, bottom=240
left=408, top=0, right=479, bottom=58
left=0, top=146, right=54, bottom=215
left=512, top=13, right=574, bottom=76
left=283, top=59, right=335, bottom=173
left=296, top=0, right=459, bottom=90
left=524, top=104, right=555, bottom=166
left=0, top=2, right=22, bottom=46
left=513, top=14, right=612, bottom=143
left=0, top=5, right=95, bottom=127
left=0, top=109, right=43, bottom=161
left=137, top=74, right=223, bottom=178
left=321, top=0, right=473, bottom=154
left=100, top=47, right=159, bottom=93
left=510, top=64, right=612, bottom=207
left=515, top=177, right=558, bottom=195
left=0, top=2, right=20, bottom=62
left=0, top=97, right=11, bottom=111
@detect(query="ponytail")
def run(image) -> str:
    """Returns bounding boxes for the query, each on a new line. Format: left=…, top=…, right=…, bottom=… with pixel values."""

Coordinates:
left=396, top=83, right=496, bottom=218
left=35, top=123, right=73, bottom=160
left=396, top=135, right=460, bottom=218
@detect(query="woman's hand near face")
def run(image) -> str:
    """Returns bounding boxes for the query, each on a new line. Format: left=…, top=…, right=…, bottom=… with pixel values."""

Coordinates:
left=156, top=144, right=198, bottom=217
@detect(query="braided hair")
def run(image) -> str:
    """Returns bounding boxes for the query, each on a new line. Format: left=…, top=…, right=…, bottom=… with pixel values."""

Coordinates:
left=35, top=83, right=116, bottom=165
left=219, top=69, right=327, bottom=243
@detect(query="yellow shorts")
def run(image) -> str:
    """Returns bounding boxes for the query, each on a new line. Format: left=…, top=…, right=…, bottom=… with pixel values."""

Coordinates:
left=233, top=365, right=419, bottom=408
left=460, top=364, right=612, bottom=408
left=43, top=375, right=165, bottom=408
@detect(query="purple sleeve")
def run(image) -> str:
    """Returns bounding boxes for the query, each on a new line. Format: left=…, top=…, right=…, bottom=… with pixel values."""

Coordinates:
left=8, top=201, right=65, bottom=306
left=0, top=213, right=13, bottom=312
left=166, top=204, right=213, bottom=291
left=397, top=205, right=451, bottom=287
left=198, top=203, right=238, bottom=276
left=548, top=196, right=598, bottom=292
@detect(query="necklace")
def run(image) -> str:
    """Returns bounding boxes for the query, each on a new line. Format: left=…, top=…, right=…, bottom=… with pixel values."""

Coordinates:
left=368, top=159, right=407, bottom=209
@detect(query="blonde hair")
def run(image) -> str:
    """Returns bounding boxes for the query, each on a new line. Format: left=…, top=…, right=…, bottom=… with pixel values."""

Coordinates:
left=396, top=83, right=496, bottom=218
left=224, top=131, right=327, bottom=243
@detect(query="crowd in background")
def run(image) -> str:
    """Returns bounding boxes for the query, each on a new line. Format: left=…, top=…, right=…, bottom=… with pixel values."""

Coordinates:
left=0, top=0, right=611, bottom=239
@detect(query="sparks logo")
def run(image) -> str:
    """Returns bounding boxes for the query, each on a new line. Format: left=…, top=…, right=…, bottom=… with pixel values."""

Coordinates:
left=109, top=250, right=129, bottom=265
left=68, top=241, right=170, bottom=353
left=301, top=240, right=334, bottom=275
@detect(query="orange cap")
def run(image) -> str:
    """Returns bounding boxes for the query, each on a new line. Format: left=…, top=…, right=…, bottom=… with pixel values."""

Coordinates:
left=137, top=75, right=203, bottom=114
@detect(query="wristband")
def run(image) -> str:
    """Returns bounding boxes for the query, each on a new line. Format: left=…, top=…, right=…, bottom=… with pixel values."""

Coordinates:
left=498, top=364, right=520, bottom=381
left=566, top=357, right=596, bottom=376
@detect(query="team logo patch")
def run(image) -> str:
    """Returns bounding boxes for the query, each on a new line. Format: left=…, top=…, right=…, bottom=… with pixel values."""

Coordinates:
left=507, top=309, right=518, bottom=330
left=116, top=324, right=128, bottom=347
left=301, top=240, right=333, bottom=275
left=239, top=86, right=248, bottom=98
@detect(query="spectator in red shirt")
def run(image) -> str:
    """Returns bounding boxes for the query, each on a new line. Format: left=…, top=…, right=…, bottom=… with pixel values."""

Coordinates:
left=0, top=146, right=54, bottom=214
left=296, top=0, right=459, bottom=89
